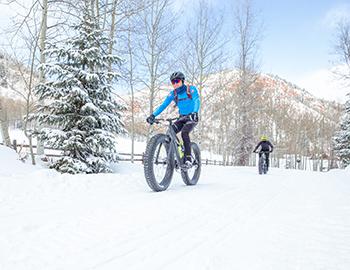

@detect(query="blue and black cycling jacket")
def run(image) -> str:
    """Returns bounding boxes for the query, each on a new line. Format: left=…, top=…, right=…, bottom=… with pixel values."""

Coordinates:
left=254, top=141, right=274, bottom=152
left=153, top=84, right=200, bottom=117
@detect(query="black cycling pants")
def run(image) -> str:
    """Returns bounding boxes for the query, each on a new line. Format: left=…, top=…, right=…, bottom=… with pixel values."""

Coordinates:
left=172, top=117, right=197, bottom=160
left=259, top=152, right=270, bottom=168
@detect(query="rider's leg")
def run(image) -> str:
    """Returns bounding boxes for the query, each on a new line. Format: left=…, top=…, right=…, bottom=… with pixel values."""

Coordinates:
left=172, top=118, right=186, bottom=133
left=181, top=121, right=197, bottom=163
left=266, top=152, right=270, bottom=170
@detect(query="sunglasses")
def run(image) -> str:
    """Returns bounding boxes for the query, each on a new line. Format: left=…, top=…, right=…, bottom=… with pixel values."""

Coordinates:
left=171, top=79, right=181, bottom=84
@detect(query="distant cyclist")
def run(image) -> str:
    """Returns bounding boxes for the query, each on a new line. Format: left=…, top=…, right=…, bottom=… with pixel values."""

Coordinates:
left=253, top=135, right=274, bottom=171
left=146, top=71, right=200, bottom=168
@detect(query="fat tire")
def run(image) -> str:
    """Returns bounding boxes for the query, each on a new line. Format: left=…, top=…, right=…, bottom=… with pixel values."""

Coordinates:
left=263, top=162, right=268, bottom=174
left=181, top=142, right=201, bottom=186
left=258, top=156, right=263, bottom=175
left=144, top=134, right=174, bottom=192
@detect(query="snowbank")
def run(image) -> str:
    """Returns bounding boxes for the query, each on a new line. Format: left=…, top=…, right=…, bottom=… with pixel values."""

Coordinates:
left=345, top=165, right=350, bottom=173
left=0, top=145, right=36, bottom=177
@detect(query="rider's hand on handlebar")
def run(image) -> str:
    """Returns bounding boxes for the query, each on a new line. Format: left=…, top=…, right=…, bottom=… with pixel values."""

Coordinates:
left=188, top=112, right=199, bottom=122
left=146, top=114, right=156, bottom=125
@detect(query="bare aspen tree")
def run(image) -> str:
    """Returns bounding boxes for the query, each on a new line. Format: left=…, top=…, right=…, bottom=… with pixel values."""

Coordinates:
left=334, top=20, right=350, bottom=81
left=124, top=11, right=137, bottom=162
left=181, top=0, right=226, bottom=143
left=135, top=0, right=176, bottom=139
left=95, top=0, right=100, bottom=19
left=97, top=0, right=146, bottom=159
left=103, top=0, right=145, bottom=71
left=3, top=0, right=93, bottom=162
left=123, top=0, right=149, bottom=161
left=214, top=74, right=238, bottom=165
left=2, top=0, right=45, bottom=164
left=332, top=20, right=350, bottom=168
left=108, top=0, right=118, bottom=71
left=24, top=46, right=37, bottom=165
left=102, top=0, right=110, bottom=29
left=36, top=0, right=48, bottom=156
left=0, top=98, right=11, bottom=146
left=232, top=0, right=262, bottom=166
left=0, top=57, right=11, bottom=146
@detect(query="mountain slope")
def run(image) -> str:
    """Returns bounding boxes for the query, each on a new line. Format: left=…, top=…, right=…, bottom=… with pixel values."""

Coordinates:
left=122, top=70, right=342, bottom=134
left=0, top=52, right=35, bottom=100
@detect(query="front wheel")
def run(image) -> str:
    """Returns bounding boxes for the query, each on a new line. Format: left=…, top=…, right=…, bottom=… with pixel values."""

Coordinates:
left=181, top=142, right=201, bottom=186
left=144, top=134, right=174, bottom=192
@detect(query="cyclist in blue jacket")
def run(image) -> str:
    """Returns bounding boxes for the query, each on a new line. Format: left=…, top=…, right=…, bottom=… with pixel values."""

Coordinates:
left=146, top=71, right=200, bottom=167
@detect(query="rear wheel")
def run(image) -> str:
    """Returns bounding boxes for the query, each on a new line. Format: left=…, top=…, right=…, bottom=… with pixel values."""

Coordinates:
left=263, top=161, right=268, bottom=174
left=144, top=134, right=174, bottom=191
left=181, top=142, right=201, bottom=185
left=258, top=155, right=263, bottom=175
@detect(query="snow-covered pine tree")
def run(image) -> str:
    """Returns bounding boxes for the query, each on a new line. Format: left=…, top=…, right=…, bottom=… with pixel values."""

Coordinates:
left=333, top=94, right=350, bottom=167
left=33, top=4, right=125, bottom=174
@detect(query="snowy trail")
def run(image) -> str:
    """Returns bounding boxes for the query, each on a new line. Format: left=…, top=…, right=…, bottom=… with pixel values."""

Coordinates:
left=0, top=150, right=350, bottom=270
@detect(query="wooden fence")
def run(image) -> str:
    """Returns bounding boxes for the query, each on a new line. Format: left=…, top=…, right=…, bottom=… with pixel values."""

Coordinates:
left=3, top=140, right=228, bottom=166
left=1, top=140, right=340, bottom=170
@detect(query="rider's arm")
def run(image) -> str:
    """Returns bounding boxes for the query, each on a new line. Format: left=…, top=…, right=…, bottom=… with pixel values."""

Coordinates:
left=253, top=142, right=261, bottom=152
left=153, top=92, right=174, bottom=117
left=268, top=141, right=274, bottom=152
left=191, top=86, right=200, bottom=113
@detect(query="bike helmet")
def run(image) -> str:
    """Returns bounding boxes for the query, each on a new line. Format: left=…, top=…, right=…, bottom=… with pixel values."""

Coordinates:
left=170, top=71, right=185, bottom=82
left=260, top=135, right=268, bottom=141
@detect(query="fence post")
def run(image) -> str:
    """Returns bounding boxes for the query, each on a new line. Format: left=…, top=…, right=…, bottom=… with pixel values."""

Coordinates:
left=13, top=140, right=17, bottom=152
left=206, top=159, right=208, bottom=165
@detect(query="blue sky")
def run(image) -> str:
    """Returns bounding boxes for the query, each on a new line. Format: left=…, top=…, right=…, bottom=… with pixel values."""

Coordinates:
left=176, top=0, right=350, bottom=101
left=256, top=0, right=350, bottom=101
left=254, top=0, right=344, bottom=78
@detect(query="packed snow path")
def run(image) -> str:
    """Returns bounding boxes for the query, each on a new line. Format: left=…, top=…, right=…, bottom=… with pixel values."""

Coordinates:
left=0, top=150, right=349, bottom=269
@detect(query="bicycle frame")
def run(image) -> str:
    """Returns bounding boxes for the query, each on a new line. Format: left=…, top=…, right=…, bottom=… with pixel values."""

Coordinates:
left=154, top=117, right=186, bottom=168
left=259, top=151, right=269, bottom=162
left=254, top=150, right=270, bottom=174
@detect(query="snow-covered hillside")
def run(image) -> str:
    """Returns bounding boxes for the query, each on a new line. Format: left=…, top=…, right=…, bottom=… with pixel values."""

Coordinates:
left=123, top=70, right=341, bottom=123
left=0, top=53, right=34, bottom=100
left=1, top=145, right=349, bottom=270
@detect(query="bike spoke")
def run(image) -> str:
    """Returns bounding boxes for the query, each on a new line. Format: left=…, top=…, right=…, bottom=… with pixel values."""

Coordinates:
left=153, top=143, right=168, bottom=183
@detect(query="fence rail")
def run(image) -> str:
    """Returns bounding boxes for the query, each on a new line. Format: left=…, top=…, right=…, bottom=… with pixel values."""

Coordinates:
left=2, top=140, right=340, bottom=171
left=3, top=140, right=230, bottom=166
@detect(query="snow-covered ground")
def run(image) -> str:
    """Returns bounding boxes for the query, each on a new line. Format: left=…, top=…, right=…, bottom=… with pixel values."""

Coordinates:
left=1, top=145, right=350, bottom=270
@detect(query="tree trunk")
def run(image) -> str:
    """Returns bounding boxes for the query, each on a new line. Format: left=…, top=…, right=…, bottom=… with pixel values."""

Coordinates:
left=0, top=101, right=11, bottom=147
left=36, top=0, right=48, bottom=156
left=108, top=0, right=118, bottom=73
left=127, top=16, right=135, bottom=163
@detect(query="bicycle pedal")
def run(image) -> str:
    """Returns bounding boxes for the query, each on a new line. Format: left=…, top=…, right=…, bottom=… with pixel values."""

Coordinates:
left=181, top=162, right=193, bottom=170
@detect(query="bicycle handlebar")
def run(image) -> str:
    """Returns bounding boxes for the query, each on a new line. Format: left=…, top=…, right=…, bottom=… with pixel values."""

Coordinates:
left=154, top=116, right=188, bottom=124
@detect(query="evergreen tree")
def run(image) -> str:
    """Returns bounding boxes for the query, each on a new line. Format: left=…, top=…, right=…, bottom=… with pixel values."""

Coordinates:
left=33, top=5, right=125, bottom=174
left=333, top=94, right=350, bottom=167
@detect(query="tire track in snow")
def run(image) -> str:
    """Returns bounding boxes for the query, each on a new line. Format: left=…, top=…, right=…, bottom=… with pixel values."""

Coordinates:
left=85, top=171, right=290, bottom=269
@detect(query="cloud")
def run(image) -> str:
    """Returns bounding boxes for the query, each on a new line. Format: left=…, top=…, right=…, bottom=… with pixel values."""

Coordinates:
left=296, top=66, right=349, bottom=103
left=323, top=4, right=350, bottom=29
